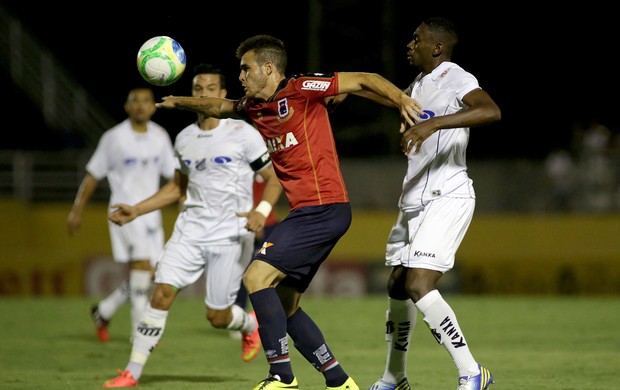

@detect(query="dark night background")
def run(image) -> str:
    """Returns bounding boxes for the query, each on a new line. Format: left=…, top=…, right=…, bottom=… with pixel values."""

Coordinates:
left=1, top=2, right=617, bottom=160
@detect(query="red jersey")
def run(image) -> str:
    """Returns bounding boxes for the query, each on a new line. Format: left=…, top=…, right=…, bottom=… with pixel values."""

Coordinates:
left=234, top=73, right=349, bottom=210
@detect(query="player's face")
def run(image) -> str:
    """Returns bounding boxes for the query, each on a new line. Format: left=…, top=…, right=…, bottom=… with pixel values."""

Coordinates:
left=192, top=74, right=226, bottom=98
left=125, top=89, right=156, bottom=123
left=407, top=24, right=433, bottom=68
left=239, top=51, right=268, bottom=100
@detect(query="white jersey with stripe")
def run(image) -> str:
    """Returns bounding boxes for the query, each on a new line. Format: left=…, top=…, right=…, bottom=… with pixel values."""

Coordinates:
left=86, top=118, right=175, bottom=229
left=172, top=118, right=270, bottom=244
left=399, top=61, right=479, bottom=212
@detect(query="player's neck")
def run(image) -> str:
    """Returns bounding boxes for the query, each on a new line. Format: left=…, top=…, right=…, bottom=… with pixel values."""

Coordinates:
left=199, top=117, right=220, bottom=130
left=130, top=121, right=148, bottom=133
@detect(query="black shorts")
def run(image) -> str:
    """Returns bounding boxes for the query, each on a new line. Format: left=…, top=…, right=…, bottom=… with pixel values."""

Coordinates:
left=254, top=202, right=352, bottom=292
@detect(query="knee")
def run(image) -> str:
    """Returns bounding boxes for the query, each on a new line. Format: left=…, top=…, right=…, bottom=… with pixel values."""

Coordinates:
left=150, top=284, right=175, bottom=310
left=206, top=308, right=231, bottom=329
left=405, top=279, right=435, bottom=302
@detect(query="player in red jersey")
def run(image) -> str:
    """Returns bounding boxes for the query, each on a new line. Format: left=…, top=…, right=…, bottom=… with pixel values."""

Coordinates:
left=156, top=35, right=422, bottom=390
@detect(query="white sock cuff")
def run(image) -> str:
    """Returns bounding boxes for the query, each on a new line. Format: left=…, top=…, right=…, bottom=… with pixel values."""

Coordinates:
left=144, top=304, right=168, bottom=321
left=226, top=304, right=246, bottom=330
left=414, top=289, right=441, bottom=312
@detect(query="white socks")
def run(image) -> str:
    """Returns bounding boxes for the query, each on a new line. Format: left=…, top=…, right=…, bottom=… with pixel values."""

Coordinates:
left=226, top=304, right=256, bottom=335
left=126, top=304, right=168, bottom=381
left=381, top=297, right=416, bottom=383
left=416, top=290, right=478, bottom=377
left=129, top=270, right=153, bottom=339
left=97, top=280, right=129, bottom=320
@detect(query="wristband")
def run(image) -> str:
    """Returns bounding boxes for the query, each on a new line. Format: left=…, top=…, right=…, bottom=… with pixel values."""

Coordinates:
left=254, top=200, right=272, bottom=218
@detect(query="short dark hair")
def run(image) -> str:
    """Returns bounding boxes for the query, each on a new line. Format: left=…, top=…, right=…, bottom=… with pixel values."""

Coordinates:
left=193, top=63, right=226, bottom=89
left=423, top=17, right=459, bottom=47
left=235, top=34, right=287, bottom=74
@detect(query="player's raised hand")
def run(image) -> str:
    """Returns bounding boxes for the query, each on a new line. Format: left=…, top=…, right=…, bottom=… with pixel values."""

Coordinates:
left=400, top=119, right=436, bottom=155
left=108, top=203, right=139, bottom=226
left=155, top=96, right=178, bottom=109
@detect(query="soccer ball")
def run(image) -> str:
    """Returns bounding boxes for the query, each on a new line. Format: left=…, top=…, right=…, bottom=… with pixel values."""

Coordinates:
left=137, top=36, right=186, bottom=86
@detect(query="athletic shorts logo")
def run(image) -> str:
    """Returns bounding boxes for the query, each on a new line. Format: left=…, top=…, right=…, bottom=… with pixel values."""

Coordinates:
left=258, top=241, right=274, bottom=255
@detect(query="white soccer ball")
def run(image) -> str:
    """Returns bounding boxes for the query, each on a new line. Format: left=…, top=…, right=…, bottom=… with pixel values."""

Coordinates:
left=137, top=36, right=186, bottom=86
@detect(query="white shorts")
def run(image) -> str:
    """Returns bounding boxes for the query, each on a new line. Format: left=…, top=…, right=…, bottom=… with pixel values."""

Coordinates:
left=385, top=197, right=475, bottom=273
left=108, top=219, right=165, bottom=266
left=154, top=234, right=254, bottom=310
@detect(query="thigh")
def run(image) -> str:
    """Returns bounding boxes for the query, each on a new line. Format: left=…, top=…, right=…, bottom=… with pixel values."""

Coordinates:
left=154, top=237, right=205, bottom=289
left=405, top=197, right=475, bottom=272
left=256, top=203, right=352, bottom=291
left=205, top=236, right=253, bottom=310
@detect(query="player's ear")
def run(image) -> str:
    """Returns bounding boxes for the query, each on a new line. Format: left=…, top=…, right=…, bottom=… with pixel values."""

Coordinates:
left=220, top=88, right=228, bottom=98
left=432, top=42, right=443, bottom=57
left=264, top=61, right=274, bottom=76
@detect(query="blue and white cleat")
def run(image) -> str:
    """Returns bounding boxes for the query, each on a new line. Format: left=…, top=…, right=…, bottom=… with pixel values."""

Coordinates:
left=368, top=377, right=411, bottom=390
left=457, top=365, right=494, bottom=390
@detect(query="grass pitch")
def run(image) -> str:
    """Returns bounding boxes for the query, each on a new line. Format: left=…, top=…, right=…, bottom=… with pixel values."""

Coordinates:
left=1, top=295, right=618, bottom=389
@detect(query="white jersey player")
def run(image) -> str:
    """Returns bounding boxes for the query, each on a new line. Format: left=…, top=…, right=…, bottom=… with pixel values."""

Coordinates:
left=88, top=118, right=175, bottom=264
left=370, top=18, right=501, bottom=390
left=102, top=64, right=282, bottom=388
left=67, top=87, right=175, bottom=344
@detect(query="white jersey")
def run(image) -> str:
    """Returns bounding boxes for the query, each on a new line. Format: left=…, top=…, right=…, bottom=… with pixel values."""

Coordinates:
left=86, top=118, right=176, bottom=229
left=399, top=61, right=479, bottom=211
left=171, top=118, right=270, bottom=244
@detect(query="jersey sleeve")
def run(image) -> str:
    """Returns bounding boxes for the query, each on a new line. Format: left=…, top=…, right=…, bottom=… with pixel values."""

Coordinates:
left=159, top=131, right=176, bottom=180
left=292, top=73, right=339, bottom=99
left=450, top=69, right=480, bottom=101
left=85, top=131, right=111, bottom=180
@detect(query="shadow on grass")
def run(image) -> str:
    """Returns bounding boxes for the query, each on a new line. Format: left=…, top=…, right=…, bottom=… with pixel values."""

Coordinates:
left=140, top=374, right=238, bottom=384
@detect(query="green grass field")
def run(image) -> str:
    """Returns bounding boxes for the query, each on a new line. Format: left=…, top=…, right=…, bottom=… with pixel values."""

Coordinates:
left=1, top=295, right=618, bottom=389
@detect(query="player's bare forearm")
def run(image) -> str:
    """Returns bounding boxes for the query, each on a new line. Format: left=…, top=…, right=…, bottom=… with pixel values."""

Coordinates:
left=240, top=166, right=283, bottom=233
left=258, top=166, right=283, bottom=210
left=156, top=96, right=237, bottom=118
left=338, top=72, right=422, bottom=126
left=136, top=180, right=184, bottom=215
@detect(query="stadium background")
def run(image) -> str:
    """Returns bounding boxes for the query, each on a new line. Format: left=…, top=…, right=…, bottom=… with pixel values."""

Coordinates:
left=1, top=2, right=619, bottom=296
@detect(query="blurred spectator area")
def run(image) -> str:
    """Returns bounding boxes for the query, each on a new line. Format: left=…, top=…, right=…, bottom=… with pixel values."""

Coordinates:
left=4, top=150, right=620, bottom=214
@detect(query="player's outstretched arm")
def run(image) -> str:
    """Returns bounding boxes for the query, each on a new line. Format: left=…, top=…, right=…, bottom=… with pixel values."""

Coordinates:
left=336, top=72, right=423, bottom=126
left=156, top=96, right=239, bottom=119
left=108, top=203, right=138, bottom=226
left=108, top=173, right=185, bottom=225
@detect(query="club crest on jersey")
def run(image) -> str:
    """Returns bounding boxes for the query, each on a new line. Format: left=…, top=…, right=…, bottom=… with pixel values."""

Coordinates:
left=277, top=98, right=294, bottom=122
